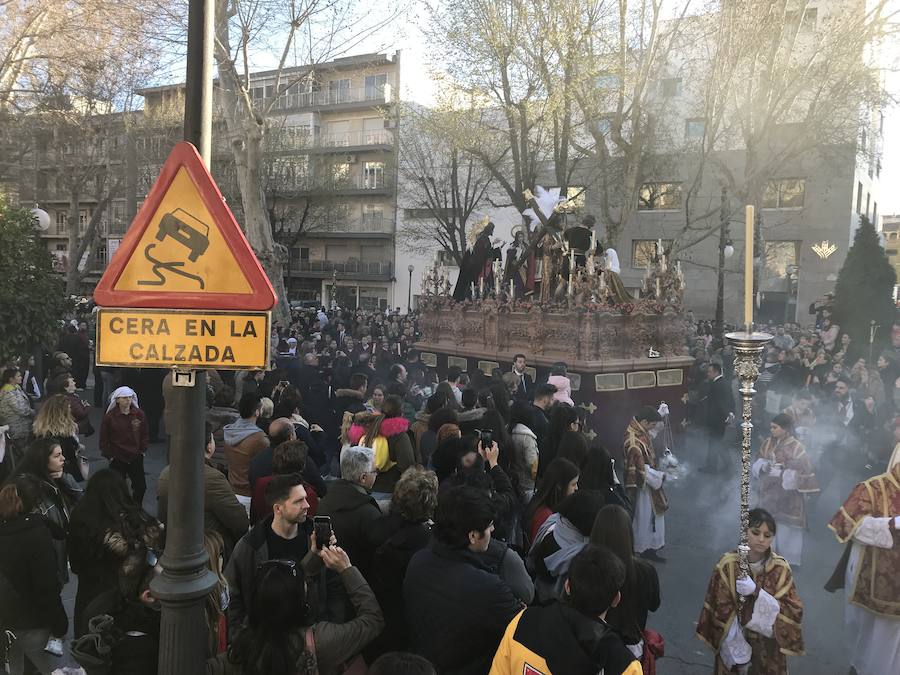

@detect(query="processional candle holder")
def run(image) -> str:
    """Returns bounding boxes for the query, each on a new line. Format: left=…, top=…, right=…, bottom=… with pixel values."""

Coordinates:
left=725, top=328, right=773, bottom=606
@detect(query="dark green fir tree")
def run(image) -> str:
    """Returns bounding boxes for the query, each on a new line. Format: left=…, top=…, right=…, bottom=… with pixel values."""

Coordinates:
left=0, top=198, right=69, bottom=364
left=832, top=215, right=897, bottom=350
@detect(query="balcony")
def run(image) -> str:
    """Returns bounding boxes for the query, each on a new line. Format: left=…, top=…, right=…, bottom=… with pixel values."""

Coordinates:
left=282, top=174, right=394, bottom=196
left=287, top=259, right=393, bottom=279
left=314, top=214, right=392, bottom=237
left=266, top=84, right=392, bottom=112
left=271, top=129, right=394, bottom=154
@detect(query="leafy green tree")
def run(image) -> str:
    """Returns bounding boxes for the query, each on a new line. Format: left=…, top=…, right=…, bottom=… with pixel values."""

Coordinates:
left=833, top=216, right=897, bottom=350
left=0, top=198, right=69, bottom=364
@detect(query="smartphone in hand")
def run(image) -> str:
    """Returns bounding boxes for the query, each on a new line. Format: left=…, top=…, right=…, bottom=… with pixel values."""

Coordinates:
left=314, top=515, right=332, bottom=546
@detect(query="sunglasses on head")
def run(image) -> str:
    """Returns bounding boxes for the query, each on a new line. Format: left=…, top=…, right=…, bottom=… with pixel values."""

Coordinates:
left=258, top=559, right=298, bottom=577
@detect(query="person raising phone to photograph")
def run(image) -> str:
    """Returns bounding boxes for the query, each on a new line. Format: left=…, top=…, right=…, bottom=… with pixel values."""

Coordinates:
left=225, top=473, right=336, bottom=640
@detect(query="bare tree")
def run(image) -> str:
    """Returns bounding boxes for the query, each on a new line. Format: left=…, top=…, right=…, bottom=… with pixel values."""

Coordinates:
left=398, top=104, right=495, bottom=265
left=426, top=0, right=570, bottom=214
left=0, top=0, right=178, bottom=111
left=671, top=0, right=895, bottom=256
left=211, top=0, right=406, bottom=320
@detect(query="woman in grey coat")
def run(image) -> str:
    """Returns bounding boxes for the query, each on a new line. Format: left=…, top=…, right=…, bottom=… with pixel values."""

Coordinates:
left=206, top=545, right=384, bottom=675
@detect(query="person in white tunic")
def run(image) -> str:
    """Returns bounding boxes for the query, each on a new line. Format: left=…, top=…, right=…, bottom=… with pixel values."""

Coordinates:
left=623, top=406, right=667, bottom=562
left=826, top=441, right=900, bottom=675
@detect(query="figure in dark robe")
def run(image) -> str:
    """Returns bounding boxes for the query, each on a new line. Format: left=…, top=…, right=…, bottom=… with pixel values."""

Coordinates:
left=505, top=227, right=536, bottom=297
left=452, top=221, right=501, bottom=300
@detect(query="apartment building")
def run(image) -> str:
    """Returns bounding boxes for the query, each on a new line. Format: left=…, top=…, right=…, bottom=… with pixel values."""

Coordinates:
left=12, top=110, right=141, bottom=288
left=138, top=52, right=402, bottom=310
left=12, top=52, right=402, bottom=307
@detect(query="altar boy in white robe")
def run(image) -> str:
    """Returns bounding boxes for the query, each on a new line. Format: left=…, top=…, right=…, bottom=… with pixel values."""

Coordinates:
left=624, top=406, right=668, bottom=562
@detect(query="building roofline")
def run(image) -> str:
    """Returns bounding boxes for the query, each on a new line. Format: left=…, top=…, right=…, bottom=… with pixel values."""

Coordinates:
left=137, top=52, right=396, bottom=96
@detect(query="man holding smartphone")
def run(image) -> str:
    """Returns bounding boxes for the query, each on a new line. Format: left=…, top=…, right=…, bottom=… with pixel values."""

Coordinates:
left=225, top=473, right=330, bottom=639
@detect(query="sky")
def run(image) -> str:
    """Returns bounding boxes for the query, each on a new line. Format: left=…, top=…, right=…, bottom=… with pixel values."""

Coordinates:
left=391, top=7, right=900, bottom=215
left=169, top=1, right=900, bottom=215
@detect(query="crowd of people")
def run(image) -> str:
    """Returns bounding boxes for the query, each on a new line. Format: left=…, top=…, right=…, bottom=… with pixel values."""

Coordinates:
left=0, top=301, right=897, bottom=674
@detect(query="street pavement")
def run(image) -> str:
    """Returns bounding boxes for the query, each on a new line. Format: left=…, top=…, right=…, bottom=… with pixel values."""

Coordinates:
left=655, top=426, right=854, bottom=674
left=56, top=387, right=855, bottom=674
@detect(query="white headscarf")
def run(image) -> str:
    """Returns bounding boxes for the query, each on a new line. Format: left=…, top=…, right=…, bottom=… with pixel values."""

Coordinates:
left=605, top=248, right=621, bottom=274
left=107, top=386, right=139, bottom=413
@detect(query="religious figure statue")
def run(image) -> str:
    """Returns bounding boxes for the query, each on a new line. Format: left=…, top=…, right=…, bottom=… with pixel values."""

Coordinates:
left=506, top=226, right=536, bottom=297
left=452, top=218, right=502, bottom=300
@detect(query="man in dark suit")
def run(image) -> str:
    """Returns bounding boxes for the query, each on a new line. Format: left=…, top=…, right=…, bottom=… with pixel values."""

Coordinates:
left=817, top=376, right=871, bottom=495
left=511, top=353, right=534, bottom=401
left=700, top=362, right=735, bottom=474
left=531, top=383, right=557, bottom=477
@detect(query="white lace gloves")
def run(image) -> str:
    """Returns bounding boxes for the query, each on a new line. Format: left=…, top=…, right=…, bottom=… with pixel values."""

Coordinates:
left=720, top=618, right=752, bottom=670
left=644, top=466, right=665, bottom=490
left=736, top=575, right=757, bottom=597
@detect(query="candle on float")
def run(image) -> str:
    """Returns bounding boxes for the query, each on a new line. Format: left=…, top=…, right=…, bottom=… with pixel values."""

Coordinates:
left=656, top=277, right=661, bottom=298
left=479, top=277, right=484, bottom=298
left=509, top=279, right=515, bottom=300
left=590, top=231, right=597, bottom=252
left=744, top=205, right=754, bottom=330
left=470, top=282, right=476, bottom=297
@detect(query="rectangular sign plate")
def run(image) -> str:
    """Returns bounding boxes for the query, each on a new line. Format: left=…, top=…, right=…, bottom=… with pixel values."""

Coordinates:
left=96, top=308, right=270, bottom=370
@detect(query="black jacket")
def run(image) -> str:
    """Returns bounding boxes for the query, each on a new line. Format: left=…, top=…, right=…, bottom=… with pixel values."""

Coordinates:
left=316, top=479, right=382, bottom=578
left=704, top=375, right=734, bottom=434
left=404, top=539, right=522, bottom=675
left=497, top=601, right=639, bottom=675
left=224, top=514, right=319, bottom=640
left=0, top=514, right=67, bottom=635
left=365, top=514, right=432, bottom=657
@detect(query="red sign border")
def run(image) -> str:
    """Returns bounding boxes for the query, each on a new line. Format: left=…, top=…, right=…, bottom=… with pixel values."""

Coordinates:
left=93, top=141, right=277, bottom=310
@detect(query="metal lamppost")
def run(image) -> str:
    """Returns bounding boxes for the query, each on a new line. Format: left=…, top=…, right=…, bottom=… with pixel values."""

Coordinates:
left=151, top=0, right=218, bottom=671
left=331, top=268, right=338, bottom=310
left=715, top=187, right=735, bottom=343
left=407, top=264, right=414, bottom=313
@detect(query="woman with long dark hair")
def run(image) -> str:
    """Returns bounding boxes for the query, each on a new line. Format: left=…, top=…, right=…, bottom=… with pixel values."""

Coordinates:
left=523, top=457, right=579, bottom=545
left=0, top=479, right=68, bottom=673
left=32, top=393, right=85, bottom=482
left=67, top=468, right=161, bottom=636
left=12, top=438, right=81, bottom=580
left=209, top=546, right=383, bottom=675
left=591, top=504, right=660, bottom=662
left=579, top=445, right=632, bottom=514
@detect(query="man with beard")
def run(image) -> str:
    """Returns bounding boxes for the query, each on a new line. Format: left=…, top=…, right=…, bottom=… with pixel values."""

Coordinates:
left=225, top=474, right=325, bottom=639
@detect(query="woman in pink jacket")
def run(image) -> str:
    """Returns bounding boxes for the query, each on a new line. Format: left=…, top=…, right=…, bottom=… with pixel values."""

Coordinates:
left=547, top=362, right=574, bottom=406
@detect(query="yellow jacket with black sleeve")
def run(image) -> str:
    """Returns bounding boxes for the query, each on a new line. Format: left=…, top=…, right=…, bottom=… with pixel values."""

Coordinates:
left=490, top=603, right=643, bottom=675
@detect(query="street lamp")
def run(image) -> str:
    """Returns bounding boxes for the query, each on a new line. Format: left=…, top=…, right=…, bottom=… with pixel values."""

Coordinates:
left=715, top=187, right=733, bottom=343
left=31, top=204, right=50, bottom=231
left=407, top=264, right=414, bottom=313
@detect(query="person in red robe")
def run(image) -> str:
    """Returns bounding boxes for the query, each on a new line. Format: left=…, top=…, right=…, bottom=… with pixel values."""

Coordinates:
left=696, top=508, right=804, bottom=674
left=825, top=442, right=900, bottom=675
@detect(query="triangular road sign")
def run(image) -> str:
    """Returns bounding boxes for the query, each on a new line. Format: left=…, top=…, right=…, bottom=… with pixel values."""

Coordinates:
left=94, top=141, right=276, bottom=311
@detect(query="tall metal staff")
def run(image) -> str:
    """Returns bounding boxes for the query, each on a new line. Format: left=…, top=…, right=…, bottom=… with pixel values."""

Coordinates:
left=725, top=205, right=773, bottom=600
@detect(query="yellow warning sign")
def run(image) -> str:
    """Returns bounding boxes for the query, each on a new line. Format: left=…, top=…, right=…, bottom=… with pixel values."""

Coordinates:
left=113, top=168, right=252, bottom=294
left=96, top=308, right=270, bottom=370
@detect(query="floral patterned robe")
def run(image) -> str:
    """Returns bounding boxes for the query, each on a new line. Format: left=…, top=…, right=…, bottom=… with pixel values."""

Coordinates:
left=697, top=551, right=804, bottom=674
left=756, top=434, right=819, bottom=528
left=828, top=463, right=900, bottom=618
